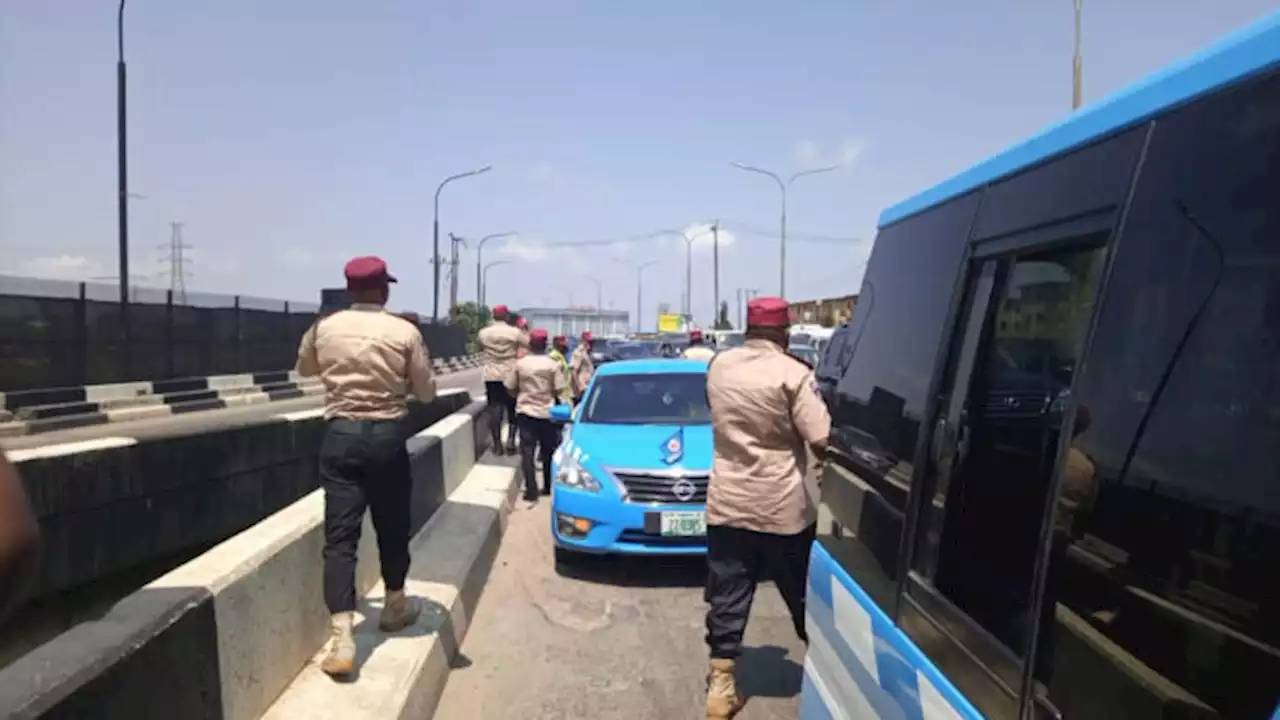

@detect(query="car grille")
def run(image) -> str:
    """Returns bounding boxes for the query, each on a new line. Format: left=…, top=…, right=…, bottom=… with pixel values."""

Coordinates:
left=617, top=530, right=706, bottom=546
left=611, top=470, right=709, bottom=504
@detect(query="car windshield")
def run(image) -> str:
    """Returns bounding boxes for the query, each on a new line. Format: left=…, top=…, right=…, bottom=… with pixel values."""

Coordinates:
left=789, top=345, right=820, bottom=366
left=718, top=332, right=745, bottom=348
left=584, top=373, right=710, bottom=425
left=611, top=342, right=652, bottom=360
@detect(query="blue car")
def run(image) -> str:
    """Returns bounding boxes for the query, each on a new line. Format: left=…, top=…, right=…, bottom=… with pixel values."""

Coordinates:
left=548, top=358, right=711, bottom=564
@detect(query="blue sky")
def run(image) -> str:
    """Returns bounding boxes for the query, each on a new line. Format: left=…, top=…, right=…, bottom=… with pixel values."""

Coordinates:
left=2, top=1, right=1275, bottom=327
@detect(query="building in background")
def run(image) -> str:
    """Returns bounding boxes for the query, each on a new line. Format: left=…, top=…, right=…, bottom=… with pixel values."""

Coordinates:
left=789, top=293, right=858, bottom=327
left=518, top=306, right=630, bottom=337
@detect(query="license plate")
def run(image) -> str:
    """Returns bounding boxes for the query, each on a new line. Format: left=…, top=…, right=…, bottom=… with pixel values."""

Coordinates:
left=660, top=511, right=706, bottom=537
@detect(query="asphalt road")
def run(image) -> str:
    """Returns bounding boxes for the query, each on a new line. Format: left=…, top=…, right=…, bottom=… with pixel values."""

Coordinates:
left=434, top=459, right=807, bottom=720
left=0, top=368, right=487, bottom=451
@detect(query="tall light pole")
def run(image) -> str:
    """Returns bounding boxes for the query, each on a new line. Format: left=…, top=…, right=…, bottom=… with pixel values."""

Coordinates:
left=1072, top=0, right=1084, bottom=110
left=433, top=165, right=492, bottom=321
left=476, top=231, right=516, bottom=306
left=730, top=162, right=840, bottom=298
left=615, top=259, right=658, bottom=332
left=656, top=226, right=713, bottom=320
left=117, top=0, right=130, bottom=309
left=481, top=260, right=510, bottom=307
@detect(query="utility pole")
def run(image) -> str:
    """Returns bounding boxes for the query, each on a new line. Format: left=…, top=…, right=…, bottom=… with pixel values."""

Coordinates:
left=448, top=233, right=466, bottom=317
left=159, top=221, right=193, bottom=304
left=711, top=221, right=720, bottom=328
left=1072, top=0, right=1084, bottom=110
left=116, top=0, right=130, bottom=309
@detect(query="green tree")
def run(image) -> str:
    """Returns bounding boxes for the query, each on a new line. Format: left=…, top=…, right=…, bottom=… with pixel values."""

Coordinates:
left=714, top=301, right=734, bottom=330
left=452, top=302, right=491, bottom=353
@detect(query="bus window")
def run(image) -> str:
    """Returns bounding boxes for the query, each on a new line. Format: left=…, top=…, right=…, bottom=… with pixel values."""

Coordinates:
left=1034, top=69, right=1280, bottom=720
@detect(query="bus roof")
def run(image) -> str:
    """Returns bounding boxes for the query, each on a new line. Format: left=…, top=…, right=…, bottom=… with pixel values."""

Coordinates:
left=879, top=10, right=1280, bottom=228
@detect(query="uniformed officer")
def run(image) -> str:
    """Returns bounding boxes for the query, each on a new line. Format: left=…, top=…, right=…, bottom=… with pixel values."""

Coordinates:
left=515, top=317, right=531, bottom=359
left=701, top=296, right=831, bottom=718
left=296, top=256, right=436, bottom=679
left=506, top=328, right=567, bottom=503
left=569, top=330, right=596, bottom=405
left=477, top=304, right=524, bottom=455
left=682, top=328, right=716, bottom=361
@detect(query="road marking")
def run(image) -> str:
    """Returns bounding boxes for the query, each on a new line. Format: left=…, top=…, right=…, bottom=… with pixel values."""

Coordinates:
left=6, top=436, right=139, bottom=463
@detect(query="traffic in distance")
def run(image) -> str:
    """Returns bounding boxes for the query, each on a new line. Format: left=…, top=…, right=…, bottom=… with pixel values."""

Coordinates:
left=483, top=10, right=1280, bottom=720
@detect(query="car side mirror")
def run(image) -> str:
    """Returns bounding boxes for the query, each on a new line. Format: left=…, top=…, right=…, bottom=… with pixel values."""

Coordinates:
left=550, top=404, right=573, bottom=423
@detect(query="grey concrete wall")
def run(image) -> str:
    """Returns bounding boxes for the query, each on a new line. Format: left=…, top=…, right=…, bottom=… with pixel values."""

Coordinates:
left=0, top=399, right=493, bottom=720
left=13, top=391, right=471, bottom=600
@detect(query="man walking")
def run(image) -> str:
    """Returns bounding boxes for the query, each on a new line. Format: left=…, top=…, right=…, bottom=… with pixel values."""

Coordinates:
left=701, top=297, right=831, bottom=718
left=477, top=304, right=524, bottom=455
left=682, top=328, right=716, bottom=361
left=296, top=256, right=436, bottom=678
left=506, top=328, right=567, bottom=503
left=569, top=330, right=596, bottom=405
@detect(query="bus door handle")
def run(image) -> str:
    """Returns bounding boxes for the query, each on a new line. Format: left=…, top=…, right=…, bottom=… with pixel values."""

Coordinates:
left=1032, top=691, right=1064, bottom=720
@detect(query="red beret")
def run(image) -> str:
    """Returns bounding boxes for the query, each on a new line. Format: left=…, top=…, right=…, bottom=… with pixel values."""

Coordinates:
left=746, top=296, right=790, bottom=328
left=689, top=328, right=703, bottom=341
left=516, top=317, right=528, bottom=329
left=492, top=304, right=509, bottom=318
left=581, top=330, right=594, bottom=341
left=529, top=328, right=548, bottom=343
left=344, top=256, right=397, bottom=291
left=553, top=334, right=567, bottom=344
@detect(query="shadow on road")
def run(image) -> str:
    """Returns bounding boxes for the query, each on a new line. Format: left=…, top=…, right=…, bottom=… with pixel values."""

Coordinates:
left=554, top=552, right=706, bottom=588
left=737, top=644, right=804, bottom=698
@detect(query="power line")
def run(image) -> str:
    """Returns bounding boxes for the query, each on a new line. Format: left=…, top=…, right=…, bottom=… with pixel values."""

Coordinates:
left=158, top=220, right=193, bottom=303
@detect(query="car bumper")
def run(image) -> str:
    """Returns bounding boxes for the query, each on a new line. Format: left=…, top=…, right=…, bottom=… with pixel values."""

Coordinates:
left=551, top=486, right=707, bottom=556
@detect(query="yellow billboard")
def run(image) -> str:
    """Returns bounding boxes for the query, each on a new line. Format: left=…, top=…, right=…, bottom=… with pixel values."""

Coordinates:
left=657, top=313, right=684, bottom=333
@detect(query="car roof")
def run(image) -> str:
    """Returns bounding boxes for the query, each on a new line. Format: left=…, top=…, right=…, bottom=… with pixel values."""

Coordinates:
left=594, top=358, right=709, bottom=376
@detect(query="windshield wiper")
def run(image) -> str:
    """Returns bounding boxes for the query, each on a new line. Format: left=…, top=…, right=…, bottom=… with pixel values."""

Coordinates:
left=1115, top=200, right=1225, bottom=485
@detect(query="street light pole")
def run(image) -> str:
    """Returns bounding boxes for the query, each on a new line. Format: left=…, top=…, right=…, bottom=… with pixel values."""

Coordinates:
left=656, top=226, right=713, bottom=321
left=615, top=259, right=658, bottom=332
left=1072, top=0, right=1084, bottom=110
left=730, top=162, right=840, bottom=298
left=475, top=231, right=516, bottom=306
left=482, top=260, right=511, bottom=307
left=117, top=0, right=130, bottom=309
left=433, top=165, right=492, bottom=321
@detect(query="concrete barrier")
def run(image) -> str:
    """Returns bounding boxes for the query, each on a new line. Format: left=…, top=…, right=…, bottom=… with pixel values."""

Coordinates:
left=0, top=399, right=504, bottom=720
left=8, top=390, right=472, bottom=600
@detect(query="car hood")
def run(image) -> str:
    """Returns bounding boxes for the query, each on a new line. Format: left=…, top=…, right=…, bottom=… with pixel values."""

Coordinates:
left=565, top=422, right=713, bottom=472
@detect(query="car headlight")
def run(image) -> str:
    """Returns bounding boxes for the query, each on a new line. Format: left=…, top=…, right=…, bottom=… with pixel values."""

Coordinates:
left=555, top=456, right=601, bottom=492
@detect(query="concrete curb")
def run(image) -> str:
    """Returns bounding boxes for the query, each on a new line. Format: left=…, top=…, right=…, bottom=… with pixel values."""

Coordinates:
left=0, top=355, right=483, bottom=438
left=261, top=462, right=519, bottom=720
left=0, top=398, right=495, bottom=720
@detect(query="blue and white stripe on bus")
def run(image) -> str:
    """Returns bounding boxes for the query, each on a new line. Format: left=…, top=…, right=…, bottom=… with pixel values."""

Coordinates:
left=800, top=542, right=984, bottom=720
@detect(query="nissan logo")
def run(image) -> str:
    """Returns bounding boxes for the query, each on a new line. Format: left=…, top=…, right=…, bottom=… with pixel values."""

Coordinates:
left=672, top=479, right=697, bottom=502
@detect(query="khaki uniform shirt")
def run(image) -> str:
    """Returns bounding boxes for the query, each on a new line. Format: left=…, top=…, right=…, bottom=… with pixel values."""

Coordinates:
left=705, top=338, right=831, bottom=534
left=682, top=345, right=716, bottom=361
left=507, top=353, right=568, bottom=419
left=296, top=304, right=436, bottom=421
left=569, top=345, right=595, bottom=397
left=478, top=322, right=525, bottom=383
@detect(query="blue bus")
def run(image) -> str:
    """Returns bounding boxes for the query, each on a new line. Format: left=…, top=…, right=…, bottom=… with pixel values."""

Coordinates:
left=801, top=10, right=1280, bottom=720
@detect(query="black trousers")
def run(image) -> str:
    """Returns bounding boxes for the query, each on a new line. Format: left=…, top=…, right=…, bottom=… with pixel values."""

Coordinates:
left=705, top=523, right=816, bottom=659
left=484, top=381, right=518, bottom=449
left=320, top=418, right=412, bottom=614
left=517, top=413, right=559, bottom=499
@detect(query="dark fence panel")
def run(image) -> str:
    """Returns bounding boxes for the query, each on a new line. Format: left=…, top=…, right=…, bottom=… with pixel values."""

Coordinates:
left=0, top=277, right=468, bottom=392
